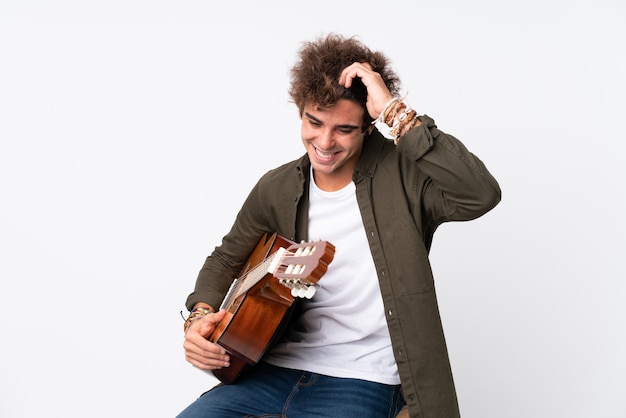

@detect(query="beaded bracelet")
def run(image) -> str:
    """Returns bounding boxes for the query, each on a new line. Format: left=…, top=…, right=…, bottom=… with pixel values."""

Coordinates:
left=373, top=96, right=400, bottom=125
left=376, top=94, right=420, bottom=144
left=389, top=104, right=419, bottom=144
left=183, top=307, right=214, bottom=332
left=385, top=100, right=419, bottom=144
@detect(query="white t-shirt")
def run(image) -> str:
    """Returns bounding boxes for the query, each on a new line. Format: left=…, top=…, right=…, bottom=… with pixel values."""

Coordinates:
left=264, top=171, right=400, bottom=385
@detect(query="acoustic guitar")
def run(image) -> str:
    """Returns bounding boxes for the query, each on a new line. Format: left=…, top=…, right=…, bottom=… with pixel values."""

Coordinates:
left=208, top=232, right=335, bottom=384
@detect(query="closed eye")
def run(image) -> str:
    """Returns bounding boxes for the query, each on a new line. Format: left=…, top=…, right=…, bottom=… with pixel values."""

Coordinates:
left=303, top=112, right=360, bottom=134
left=337, top=127, right=357, bottom=134
left=303, top=114, right=322, bottom=128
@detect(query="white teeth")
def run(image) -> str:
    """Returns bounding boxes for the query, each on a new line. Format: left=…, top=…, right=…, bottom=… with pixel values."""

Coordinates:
left=315, top=148, right=334, bottom=159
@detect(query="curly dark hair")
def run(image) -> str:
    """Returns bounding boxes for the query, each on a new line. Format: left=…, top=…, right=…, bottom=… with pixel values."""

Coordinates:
left=289, top=33, right=401, bottom=125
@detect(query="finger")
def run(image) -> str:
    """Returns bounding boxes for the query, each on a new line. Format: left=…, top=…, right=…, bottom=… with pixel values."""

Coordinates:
left=339, top=63, right=359, bottom=89
left=183, top=311, right=228, bottom=355
left=183, top=334, right=231, bottom=369
left=192, top=309, right=227, bottom=338
left=340, top=62, right=370, bottom=88
left=184, top=340, right=230, bottom=365
left=203, top=309, right=227, bottom=326
left=186, top=350, right=231, bottom=370
left=184, top=331, right=227, bottom=354
left=339, top=63, right=360, bottom=86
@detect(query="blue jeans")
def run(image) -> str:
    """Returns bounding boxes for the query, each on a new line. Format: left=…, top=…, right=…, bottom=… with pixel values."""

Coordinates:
left=176, top=361, right=404, bottom=418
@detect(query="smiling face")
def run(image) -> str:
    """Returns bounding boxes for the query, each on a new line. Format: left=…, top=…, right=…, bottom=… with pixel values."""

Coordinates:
left=301, top=99, right=373, bottom=192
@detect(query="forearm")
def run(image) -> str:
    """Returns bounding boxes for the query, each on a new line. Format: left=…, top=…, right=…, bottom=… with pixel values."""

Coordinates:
left=398, top=115, right=501, bottom=221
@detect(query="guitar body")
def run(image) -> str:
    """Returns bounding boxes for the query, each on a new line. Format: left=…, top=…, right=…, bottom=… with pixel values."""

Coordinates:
left=208, top=232, right=334, bottom=384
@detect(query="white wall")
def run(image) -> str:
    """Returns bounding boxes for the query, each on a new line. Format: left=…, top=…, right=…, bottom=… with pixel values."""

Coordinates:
left=1, top=1, right=624, bottom=417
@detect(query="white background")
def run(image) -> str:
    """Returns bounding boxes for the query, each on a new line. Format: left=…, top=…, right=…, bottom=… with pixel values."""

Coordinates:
left=1, top=1, right=624, bottom=417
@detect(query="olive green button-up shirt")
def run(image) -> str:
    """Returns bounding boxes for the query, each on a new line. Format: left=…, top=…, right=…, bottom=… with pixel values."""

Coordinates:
left=187, top=115, right=501, bottom=417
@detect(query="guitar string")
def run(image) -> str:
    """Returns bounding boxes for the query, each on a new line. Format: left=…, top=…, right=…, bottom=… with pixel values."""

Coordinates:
left=221, top=250, right=291, bottom=309
left=219, top=245, right=323, bottom=309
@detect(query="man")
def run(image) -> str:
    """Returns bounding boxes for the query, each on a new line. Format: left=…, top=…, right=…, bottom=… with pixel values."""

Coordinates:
left=178, top=34, right=501, bottom=418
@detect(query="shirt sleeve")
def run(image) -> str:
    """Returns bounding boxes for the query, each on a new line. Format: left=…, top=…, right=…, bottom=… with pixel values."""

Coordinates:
left=396, top=114, right=501, bottom=223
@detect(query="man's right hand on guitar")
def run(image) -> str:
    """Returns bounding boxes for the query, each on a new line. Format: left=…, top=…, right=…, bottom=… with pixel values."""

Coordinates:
left=183, top=309, right=231, bottom=371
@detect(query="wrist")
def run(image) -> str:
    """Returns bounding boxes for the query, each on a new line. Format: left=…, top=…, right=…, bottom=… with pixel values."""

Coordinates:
left=383, top=96, right=421, bottom=145
left=183, top=305, right=215, bottom=332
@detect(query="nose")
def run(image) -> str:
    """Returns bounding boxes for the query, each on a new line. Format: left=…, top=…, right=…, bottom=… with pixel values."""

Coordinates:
left=317, top=127, right=334, bottom=149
